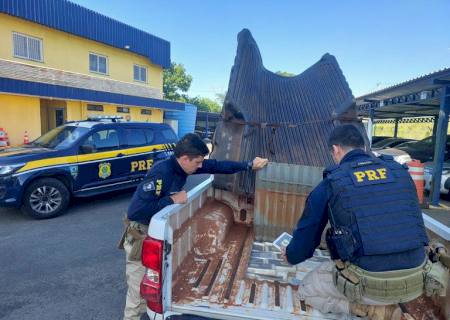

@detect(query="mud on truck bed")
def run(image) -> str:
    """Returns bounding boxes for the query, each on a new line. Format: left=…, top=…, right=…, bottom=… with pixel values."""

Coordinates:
left=172, top=198, right=333, bottom=317
left=155, top=175, right=354, bottom=320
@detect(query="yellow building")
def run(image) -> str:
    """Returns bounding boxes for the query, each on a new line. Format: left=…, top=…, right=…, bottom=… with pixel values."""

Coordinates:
left=0, top=0, right=184, bottom=146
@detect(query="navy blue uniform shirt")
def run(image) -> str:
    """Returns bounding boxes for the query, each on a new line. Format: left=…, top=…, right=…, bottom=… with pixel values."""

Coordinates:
left=285, top=149, right=425, bottom=272
left=127, top=156, right=251, bottom=225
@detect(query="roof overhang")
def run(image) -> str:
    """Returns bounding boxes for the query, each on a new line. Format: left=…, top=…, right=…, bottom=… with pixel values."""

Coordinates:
left=0, top=77, right=185, bottom=111
left=357, top=68, right=450, bottom=119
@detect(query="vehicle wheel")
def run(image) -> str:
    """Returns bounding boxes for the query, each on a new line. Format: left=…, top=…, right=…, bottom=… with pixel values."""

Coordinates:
left=22, top=178, right=70, bottom=219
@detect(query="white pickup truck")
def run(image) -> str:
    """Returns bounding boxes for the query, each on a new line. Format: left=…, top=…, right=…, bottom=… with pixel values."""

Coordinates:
left=138, top=162, right=449, bottom=320
left=138, top=162, right=354, bottom=320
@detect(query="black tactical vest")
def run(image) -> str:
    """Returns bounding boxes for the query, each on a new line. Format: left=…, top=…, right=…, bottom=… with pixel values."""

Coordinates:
left=324, top=155, right=428, bottom=261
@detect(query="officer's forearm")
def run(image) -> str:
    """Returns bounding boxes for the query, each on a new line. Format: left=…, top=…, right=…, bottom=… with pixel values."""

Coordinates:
left=216, top=160, right=248, bottom=173
left=158, top=196, right=174, bottom=208
left=286, top=240, right=315, bottom=265
left=196, top=159, right=249, bottom=174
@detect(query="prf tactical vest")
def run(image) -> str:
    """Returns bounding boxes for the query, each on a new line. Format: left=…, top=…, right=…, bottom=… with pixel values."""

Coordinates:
left=325, top=155, right=428, bottom=261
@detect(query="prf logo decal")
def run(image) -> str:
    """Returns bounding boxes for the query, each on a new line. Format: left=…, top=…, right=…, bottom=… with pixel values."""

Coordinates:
left=354, top=168, right=387, bottom=182
left=69, top=166, right=78, bottom=179
left=98, top=162, right=111, bottom=179
left=155, top=179, right=162, bottom=196
left=351, top=167, right=393, bottom=186
left=131, top=159, right=154, bottom=172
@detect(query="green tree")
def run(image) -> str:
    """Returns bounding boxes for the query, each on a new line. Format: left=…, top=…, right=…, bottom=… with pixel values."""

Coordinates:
left=187, top=96, right=222, bottom=113
left=215, top=91, right=227, bottom=105
left=163, top=61, right=222, bottom=112
left=163, top=62, right=193, bottom=101
left=275, top=71, right=295, bottom=77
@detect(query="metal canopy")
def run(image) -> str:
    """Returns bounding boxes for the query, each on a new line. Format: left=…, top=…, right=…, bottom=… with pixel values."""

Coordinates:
left=357, top=68, right=450, bottom=119
left=356, top=68, right=450, bottom=206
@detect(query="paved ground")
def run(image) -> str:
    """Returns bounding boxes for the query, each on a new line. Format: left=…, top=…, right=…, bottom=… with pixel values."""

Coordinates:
left=423, top=194, right=450, bottom=227
left=424, top=209, right=450, bottom=227
left=0, top=175, right=208, bottom=320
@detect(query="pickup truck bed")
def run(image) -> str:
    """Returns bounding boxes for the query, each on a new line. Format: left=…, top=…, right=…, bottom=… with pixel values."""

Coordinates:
left=168, top=192, right=347, bottom=319
left=149, top=175, right=448, bottom=320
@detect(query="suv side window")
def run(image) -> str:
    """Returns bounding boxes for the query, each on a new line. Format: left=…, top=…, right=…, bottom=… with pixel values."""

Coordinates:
left=124, top=128, right=147, bottom=147
left=161, top=128, right=178, bottom=142
left=82, top=129, right=120, bottom=153
left=144, top=129, right=155, bottom=144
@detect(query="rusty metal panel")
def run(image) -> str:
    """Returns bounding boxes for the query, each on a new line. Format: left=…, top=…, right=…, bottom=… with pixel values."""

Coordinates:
left=211, top=28, right=366, bottom=195
left=254, top=162, right=324, bottom=241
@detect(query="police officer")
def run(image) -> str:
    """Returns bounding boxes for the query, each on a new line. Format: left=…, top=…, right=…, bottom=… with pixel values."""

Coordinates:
left=284, top=125, right=432, bottom=320
left=121, top=133, right=268, bottom=320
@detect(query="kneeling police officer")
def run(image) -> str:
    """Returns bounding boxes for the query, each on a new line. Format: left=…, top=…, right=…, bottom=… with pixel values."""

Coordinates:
left=285, top=125, right=448, bottom=319
left=120, top=133, right=268, bottom=320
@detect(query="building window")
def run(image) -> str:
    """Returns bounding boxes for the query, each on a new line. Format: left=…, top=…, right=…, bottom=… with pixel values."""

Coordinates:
left=141, top=109, right=152, bottom=115
left=87, top=104, right=104, bottom=111
left=13, top=32, right=43, bottom=62
left=89, top=53, right=108, bottom=75
left=133, top=64, right=147, bottom=82
left=117, top=106, right=130, bottom=113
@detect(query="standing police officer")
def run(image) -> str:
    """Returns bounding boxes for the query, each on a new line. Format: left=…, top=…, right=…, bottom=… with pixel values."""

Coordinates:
left=121, top=133, right=268, bottom=320
left=285, top=125, right=434, bottom=320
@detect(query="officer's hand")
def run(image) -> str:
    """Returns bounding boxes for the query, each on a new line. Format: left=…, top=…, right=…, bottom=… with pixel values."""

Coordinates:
left=252, top=157, right=268, bottom=170
left=170, top=191, right=187, bottom=204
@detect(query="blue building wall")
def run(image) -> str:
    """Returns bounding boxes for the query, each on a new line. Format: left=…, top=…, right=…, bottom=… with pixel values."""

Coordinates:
left=164, top=104, right=197, bottom=138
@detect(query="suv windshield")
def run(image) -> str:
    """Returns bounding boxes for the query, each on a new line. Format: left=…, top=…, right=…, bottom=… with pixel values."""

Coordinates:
left=31, top=126, right=89, bottom=149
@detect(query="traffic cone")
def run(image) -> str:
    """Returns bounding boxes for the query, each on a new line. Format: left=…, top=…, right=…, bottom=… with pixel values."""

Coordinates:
left=407, top=159, right=424, bottom=204
left=0, top=128, right=9, bottom=148
left=23, top=131, right=30, bottom=144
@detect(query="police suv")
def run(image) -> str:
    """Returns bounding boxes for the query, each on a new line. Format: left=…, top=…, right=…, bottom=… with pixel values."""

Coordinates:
left=0, top=117, right=178, bottom=219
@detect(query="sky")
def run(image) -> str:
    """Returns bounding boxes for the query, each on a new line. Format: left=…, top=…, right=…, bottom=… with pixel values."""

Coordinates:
left=72, top=0, right=450, bottom=101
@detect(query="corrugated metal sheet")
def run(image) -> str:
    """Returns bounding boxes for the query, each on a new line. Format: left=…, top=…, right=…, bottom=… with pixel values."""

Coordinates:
left=0, top=0, right=170, bottom=68
left=164, top=104, right=198, bottom=138
left=0, top=77, right=185, bottom=111
left=254, top=162, right=323, bottom=241
left=211, top=29, right=366, bottom=195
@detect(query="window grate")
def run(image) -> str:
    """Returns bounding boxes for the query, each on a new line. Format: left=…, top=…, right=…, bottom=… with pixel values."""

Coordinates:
left=87, top=104, right=104, bottom=111
left=134, top=64, right=147, bottom=82
left=89, top=53, right=108, bottom=75
left=141, top=109, right=152, bottom=115
left=117, top=106, right=130, bottom=113
left=13, top=32, right=43, bottom=62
